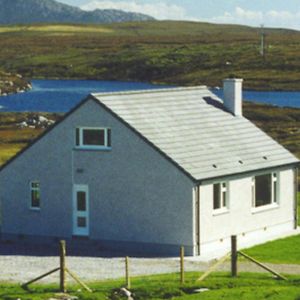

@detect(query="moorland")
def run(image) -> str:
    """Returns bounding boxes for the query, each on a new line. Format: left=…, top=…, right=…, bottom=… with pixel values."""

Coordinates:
left=0, top=21, right=299, bottom=90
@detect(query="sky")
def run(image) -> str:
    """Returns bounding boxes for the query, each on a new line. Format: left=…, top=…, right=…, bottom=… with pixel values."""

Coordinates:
left=59, top=0, right=300, bottom=30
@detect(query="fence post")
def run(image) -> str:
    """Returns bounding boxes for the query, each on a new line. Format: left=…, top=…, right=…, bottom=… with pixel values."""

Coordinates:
left=180, top=246, right=185, bottom=284
left=125, top=256, right=131, bottom=289
left=231, top=235, right=237, bottom=277
left=60, top=240, right=66, bottom=293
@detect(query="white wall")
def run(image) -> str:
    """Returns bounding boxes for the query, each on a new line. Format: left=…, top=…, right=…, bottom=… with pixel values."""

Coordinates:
left=198, top=167, right=296, bottom=257
left=0, top=99, right=195, bottom=254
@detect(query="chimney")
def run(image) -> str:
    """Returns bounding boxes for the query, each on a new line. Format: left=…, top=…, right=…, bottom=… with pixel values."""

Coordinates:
left=223, top=78, right=243, bottom=116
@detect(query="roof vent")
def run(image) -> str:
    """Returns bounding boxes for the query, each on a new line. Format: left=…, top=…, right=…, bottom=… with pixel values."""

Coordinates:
left=263, top=156, right=268, bottom=160
left=212, top=164, right=218, bottom=168
left=223, top=78, right=243, bottom=116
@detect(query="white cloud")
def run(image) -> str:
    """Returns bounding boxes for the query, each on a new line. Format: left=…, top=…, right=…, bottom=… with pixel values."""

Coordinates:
left=81, top=1, right=189, bottom=20
left=209, top=7, right=300, bottom=30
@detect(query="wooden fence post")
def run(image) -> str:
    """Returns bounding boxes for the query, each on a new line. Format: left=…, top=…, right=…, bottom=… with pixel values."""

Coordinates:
left=231, top=235, right=237, bottom=277
left=180, top=246, right=185, bottom=284
left=60, top=240, right=66, bottom=293
left=125, top=256, right=131, bottom=289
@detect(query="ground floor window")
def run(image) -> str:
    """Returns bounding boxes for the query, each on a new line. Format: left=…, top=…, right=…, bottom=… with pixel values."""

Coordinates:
left=252, top=173, right=278, bottom=208
left=213, top=182, right=228, bottom=210
left=30, top=181, right=40, bottom=209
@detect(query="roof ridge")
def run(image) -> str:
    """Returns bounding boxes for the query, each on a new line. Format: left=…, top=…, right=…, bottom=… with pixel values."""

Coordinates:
left=91, top=85, right=208, bottom=97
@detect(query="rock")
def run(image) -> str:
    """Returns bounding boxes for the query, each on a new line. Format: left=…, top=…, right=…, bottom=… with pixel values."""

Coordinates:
left=193, top=288, right=210, bottom=293
left=17, top=121, right=28, bottom=128
left=120, top=287, right=132, bottom=297
left=16, top=74, right=23, bottom=78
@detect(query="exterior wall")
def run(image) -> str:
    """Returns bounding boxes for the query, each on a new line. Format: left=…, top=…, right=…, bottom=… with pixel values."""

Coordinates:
left=0, top=99, right=194, bottom=255
left=198, top=167, right=296, bottom=257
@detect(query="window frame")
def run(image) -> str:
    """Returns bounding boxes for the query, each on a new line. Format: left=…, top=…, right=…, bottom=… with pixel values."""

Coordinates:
left=75, top=127, right=111, bottom=150
left=251, top=172, right=279, bottom=212
left=30, top=181, right=41, bottom=210
left=213, top=181, right=229, bottom=214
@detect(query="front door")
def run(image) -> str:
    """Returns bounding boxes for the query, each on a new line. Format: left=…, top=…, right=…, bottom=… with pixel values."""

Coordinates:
left=73, top=185, right=89, bottom=236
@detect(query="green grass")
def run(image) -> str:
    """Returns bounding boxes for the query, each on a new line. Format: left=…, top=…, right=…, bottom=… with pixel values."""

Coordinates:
left=0, top=21, right=300, bottom=90
left=244, top=235, right=300, bottom=264
left=0, top=273, right=300, bottom=300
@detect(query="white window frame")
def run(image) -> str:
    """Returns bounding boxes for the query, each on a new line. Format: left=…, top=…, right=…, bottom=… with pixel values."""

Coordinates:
left=213, top=182, right=229, bottom=214
left=30, top=181, right=41, bottom=210
left=75, top=127, right=111, bottom=150
left=251, top=172, right=279, bottom=212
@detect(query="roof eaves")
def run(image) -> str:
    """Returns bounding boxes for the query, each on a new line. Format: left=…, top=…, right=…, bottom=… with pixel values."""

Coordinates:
left=197, top=161, right=300, bottom=184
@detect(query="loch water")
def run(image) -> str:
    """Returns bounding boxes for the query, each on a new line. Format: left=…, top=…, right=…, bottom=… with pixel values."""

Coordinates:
left=0, top=79, right=299, bottom=112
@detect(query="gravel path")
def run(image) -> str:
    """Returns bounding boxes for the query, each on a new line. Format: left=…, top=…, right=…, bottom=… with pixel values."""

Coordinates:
left=1, top=255, right=299, bottom=283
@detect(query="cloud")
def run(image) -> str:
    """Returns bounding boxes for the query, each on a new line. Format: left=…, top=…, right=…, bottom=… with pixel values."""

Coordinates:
left=81, top=1, right=189, bottom=20
left=210, top=7, right=300, bottom=30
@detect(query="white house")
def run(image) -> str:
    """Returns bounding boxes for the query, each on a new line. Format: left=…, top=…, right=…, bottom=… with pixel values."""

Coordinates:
left=0, top=78, right=298, bottom=257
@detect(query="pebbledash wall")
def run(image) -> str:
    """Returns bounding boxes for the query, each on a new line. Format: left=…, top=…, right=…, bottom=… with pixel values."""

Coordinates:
left=0, top=99, right=195, bottom=255
left=198, top=167, right=296, bottom=257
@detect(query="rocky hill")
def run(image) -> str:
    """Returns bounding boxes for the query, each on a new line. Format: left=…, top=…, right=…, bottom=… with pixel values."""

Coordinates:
left=0, top=71, right=31, bottom=96
left=0, top=0, right=154, bottom=24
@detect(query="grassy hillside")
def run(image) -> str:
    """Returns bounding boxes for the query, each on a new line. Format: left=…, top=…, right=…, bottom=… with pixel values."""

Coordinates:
left=0, top=21, right=300, bottom=90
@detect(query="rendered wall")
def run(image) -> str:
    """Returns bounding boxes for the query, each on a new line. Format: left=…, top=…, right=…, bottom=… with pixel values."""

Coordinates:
left=198, top=168, right=296, bottom=257
left=0, top=99, right=194, bottom=254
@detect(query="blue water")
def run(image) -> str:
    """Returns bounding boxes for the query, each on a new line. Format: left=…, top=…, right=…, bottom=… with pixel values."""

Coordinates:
left=0, top=79, right=169, bottom=112
left=213, top=89, right=300, bottom=108
left=0, top=79, right=299, bottom=112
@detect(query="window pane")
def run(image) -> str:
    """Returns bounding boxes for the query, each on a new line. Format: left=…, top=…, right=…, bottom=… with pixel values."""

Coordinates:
left=31, top=182, right=40, bottom=189
left=222, top=191, right=227, bottom=207
left=273, top=180, right=277, bottom=203
left=31, top=190, right=40, bottom=208
left=83, top=129, right=105, bottom=146
left=76, top=128, right=80, bottom=146
left=77, top=192, right=86, bottom=211
left=213, top=184, right=221, bottom=209
left=255, top=174, right=272, bottom=207
left=77, top=217, right=86, bottom=228
left=107, top=128, right=111, bottom=147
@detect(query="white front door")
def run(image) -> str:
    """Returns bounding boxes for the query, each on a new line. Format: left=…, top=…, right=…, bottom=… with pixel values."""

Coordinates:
left=73, top=185, right=89, bottom=236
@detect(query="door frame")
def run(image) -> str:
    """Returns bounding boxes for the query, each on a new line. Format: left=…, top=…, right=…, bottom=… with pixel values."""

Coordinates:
left=72, top=184, right=90, bottom=236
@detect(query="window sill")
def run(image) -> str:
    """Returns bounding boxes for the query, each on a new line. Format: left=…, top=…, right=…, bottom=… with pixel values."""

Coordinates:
left=29, top=207, right=41, bottom=211
left=74, top=146, right=112, bottom=152
left=213, top=208, right=229, bottom=216
left=251, top=203, right=279, bottom=214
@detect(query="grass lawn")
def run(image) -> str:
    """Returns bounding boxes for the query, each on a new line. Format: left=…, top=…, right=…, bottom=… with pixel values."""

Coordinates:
left=0, top=273, right=300, bottom=300
left=243, top=234, right=300, bottom=264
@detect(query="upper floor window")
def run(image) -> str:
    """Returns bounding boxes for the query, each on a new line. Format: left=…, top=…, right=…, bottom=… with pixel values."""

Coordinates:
left=213, top=182, right=228, bottom=211
left=30, top=181, right=40, bottom=209
left=252, top=173, right=278, bottom=208
left=76, top=127, right=111, bottom=150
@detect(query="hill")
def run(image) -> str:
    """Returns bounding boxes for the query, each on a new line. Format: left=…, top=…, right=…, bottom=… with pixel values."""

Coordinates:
left=0, top=0, right=154, bottom=25
left=0, top=21, right=299, bottom=90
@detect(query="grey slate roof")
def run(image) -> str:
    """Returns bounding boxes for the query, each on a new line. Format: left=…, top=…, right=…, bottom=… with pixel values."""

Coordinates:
left=91, top=86, right=299, bottom=181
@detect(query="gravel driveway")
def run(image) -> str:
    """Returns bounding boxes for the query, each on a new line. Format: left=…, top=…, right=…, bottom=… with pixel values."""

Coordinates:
left=0, top=242, right=299, bottom=283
